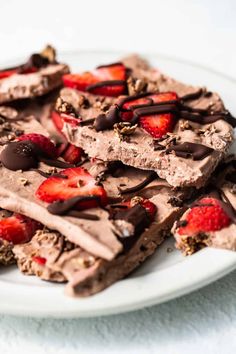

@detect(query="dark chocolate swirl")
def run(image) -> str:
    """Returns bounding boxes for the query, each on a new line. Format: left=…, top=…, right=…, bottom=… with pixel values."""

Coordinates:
left=166, top=142, right=214, bottom=160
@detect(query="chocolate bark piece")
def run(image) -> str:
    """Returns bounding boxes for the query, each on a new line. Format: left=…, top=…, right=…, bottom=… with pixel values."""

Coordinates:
left=59, top=55, right=233, bottom=188
left=172, top=158, right=236, bottom=254
left=13, top=185, right=186, bottom=297
left=0, top=110, right=193, bottom=261
left=0, top=63, right=69, bottom=104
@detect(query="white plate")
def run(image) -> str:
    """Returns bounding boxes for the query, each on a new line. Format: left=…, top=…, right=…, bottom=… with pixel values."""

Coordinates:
left=0, top=50, right=236, bottom=318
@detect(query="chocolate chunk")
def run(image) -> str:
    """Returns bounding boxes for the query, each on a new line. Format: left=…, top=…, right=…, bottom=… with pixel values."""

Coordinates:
left=0, top=141, right=39, bottom=171
left=166, top=142, right=213, bottom=160
left=113, top=204, right=150, bottom=235
left=94, top=105, right=120, bottom=131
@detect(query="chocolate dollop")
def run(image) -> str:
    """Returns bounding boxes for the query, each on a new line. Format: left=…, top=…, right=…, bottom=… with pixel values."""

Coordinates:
left=0, top=141, right=39, bottom=171
left=94, top=105, right=120, bottom=131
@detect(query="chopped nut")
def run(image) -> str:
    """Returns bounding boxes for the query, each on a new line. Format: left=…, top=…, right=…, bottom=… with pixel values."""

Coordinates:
left=179, top=120, right=192, bottom=131
left=114, top=122, right=137, bottom=140
left=47, top=167, right=58, bottom=175
left=78, top=95, right=90, bottom=108
left=18, top=177, right=29, bottom=186
left=55, top=97, right=78, bottom=116
left=130, top=196, right=144, bottom=207
left=41, top=45, right=56, bottom=63
left=127, top=77, right=147, bottom=95
left=73, top=256, right=95, bottom=268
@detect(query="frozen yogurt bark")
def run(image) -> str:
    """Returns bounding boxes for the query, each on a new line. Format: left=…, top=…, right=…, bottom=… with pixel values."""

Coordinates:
left=172, top=157, right=236, bottom=254
left=0, top=45, right=69, bottom=103
left=54, top=55, right=234, bottom=188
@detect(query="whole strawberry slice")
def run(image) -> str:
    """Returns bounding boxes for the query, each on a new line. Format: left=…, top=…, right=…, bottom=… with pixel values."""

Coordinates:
left=58, top=143, right=83, bottom=164
left=18, top=133, right=57, bottom=158
left=121, top=92, right=178, bottom=123
left=0, top=213, right=42, bottom=244
left=178, top=197, right=231, bottom=236
left=36, top=167, right=108, bottom=210
left=63, top=62, right=127, bottom=97
left=140, top=113, right=175, bottom=139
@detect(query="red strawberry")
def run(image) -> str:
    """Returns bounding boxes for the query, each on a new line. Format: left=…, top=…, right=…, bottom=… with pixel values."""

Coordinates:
left=51, top=111, right=80, bottom=133
left=63, top=63, right=127, bottom=97
left=140, top=113, right=175, bottom=138
left=178, top=197, right=231, bottom=236
left=51, top=111, right=64, bottom=132
left=32, top=256, right=47, bottom=265
left=0, top=69, right=18, bottom=79
left=60, top=144, right=83, bottom=164
left=0, top=213, right=42, bottom=244
left=63, top=71, right=97, bottom=91
left=121, top=92, right=178, bottom=123
left=36, top=167, right=108, bottom=210
left=119, top=198, right=157, bottom=221
left=140, top=199, right=157, bottom=221
left=18, top=133, right=57, bottom=158
left=149, top=92, right=178, bottom=104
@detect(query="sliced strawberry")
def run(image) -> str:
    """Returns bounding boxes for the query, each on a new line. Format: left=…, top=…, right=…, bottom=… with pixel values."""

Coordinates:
left=63, top=63, right=127, bottom=97
left=0, top=69, right=18, bottom=79
left=63, top=71, right=97, bottom=91
left=88, top=83, right=125, bottom=97
left=18, top=133, right=57, bottom=158
left=51, top=111, right=64, bottom=132
left=36, top=167, right=108, bottom=210
left=0, top=213, right=42, bottom=244
left=178, top=197, right=231, bottom=236
left=51, top=111, right=80, bottom=133
left=140, top=113, right=175, bottom=138
left=61, top=144, right=83, bottom=164
left=120, top=92, right=178, bottom=122
left=32, top=256, right=47, bottom=265
left=140, top=199, right=157, bottom=221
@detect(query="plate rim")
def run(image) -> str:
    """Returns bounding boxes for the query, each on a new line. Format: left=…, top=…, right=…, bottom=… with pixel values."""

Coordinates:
left=0, top=49, right=236, bottom=318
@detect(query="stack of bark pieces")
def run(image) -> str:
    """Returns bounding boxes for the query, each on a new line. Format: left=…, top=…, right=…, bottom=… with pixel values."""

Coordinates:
left=0, top=47, right=235, bottom=297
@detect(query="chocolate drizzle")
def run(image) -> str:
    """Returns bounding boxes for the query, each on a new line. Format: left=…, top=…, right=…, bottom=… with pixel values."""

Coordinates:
left=87, top=80, right=127, bottom=93
left=180, top=89, right=203, bottom=102
left=93, top=90, right=236, bottom=133
left=0, top=141, right=39, bottom=171
left=166, top=142, right=214, bottom=160
left=119, top=171, right=157, bottom=194
left=47, top=196, right=100, bottom=216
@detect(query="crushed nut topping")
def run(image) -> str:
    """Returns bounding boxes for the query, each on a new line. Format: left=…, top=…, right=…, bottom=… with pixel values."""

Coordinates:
left=127, top=77, right=147, bottom=96
left=114, top=122, right=137, bottom=140
left=179, top=120, right=192, bottom=131
left=40, top=45, right=56, bottom=63
left=18, top=177, right=29, bottom=186
left=55, top=97, right=78, bottom=117
left=130, top=196, right=144, bottom=207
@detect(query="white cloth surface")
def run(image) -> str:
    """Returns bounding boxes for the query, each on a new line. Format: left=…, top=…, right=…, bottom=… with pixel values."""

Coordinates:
left=0, top=1, right=236, bottom=353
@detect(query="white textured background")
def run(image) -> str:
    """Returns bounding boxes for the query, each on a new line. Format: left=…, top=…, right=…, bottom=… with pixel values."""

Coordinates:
left=0, top=0, right=236, bottom=353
